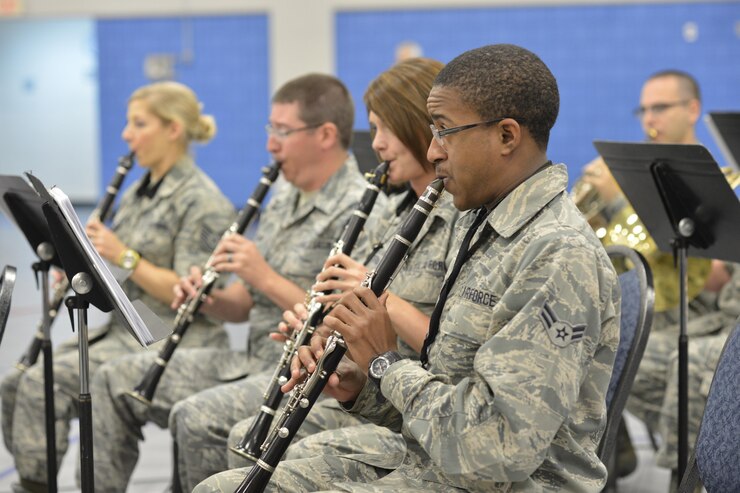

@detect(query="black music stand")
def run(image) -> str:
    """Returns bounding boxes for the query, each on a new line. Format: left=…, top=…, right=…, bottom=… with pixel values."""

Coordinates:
left=0, top=174, right=65, bottom=493
left=705, top=111, right=740, bottom=173
left=593, top=141, right=740, bottom=482
left=24, top=173, right=170, bottom=493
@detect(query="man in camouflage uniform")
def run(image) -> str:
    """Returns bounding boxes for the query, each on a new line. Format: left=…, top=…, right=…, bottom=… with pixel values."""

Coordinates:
left=198, top=189, right=458, bottom=484
left=656, top=263, right=739, bottom=486
left=1, top=153, right=234, bottom=491
left=88, top=74, right=377, bottom=493
left=196, top=44, right=620, bottom=493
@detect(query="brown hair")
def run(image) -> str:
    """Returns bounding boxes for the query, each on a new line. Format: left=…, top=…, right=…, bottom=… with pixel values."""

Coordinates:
left=364, top=58, right=444, bottom=172
left=273, top=74, right=354, bottom=149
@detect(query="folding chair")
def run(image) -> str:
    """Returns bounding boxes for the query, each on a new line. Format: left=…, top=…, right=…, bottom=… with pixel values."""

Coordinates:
left=600, top=246, right=655, bottom=489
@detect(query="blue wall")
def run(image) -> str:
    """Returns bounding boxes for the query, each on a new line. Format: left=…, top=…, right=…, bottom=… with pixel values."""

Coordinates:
left=336, top=2, right=740, bottom=184
left=97, top=14, right=270, bottom=205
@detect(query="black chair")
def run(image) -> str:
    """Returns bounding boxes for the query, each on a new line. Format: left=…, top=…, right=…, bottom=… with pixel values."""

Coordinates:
left=678, top=319, right=740, bottom=493
left=599, top=246, right=655, bottom=485
left=0, top=264, right=18, bottom=346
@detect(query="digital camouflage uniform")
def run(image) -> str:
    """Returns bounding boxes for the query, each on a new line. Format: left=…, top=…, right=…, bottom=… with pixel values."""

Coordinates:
left=174, top=189, right=459, bottom=490
left=655, top=264, right=740, bottom=469
left=0, top=156, right=234, bottom=483
left=195, top=163, right=622, bottom=493
left=89, top=157, right=373, bottom=493
left=626, top=267, right=732, bottom=439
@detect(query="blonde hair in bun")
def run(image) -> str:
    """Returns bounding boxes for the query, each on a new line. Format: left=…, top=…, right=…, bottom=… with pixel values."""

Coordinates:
left=130, top=81, right=217, bottom=147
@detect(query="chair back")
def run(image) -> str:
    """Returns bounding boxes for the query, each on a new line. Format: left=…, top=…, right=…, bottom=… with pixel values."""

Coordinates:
left=598, top=245, right=654, bottom=465
left=0, top=265, right=18, bottom=346
left=679, top=319, right=740, bottom=493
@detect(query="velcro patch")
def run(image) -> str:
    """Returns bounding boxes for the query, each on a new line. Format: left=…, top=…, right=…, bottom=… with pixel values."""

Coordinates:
left=539, top=302, right=585, bottom=347
left=200, top=224, right=222, bottom=252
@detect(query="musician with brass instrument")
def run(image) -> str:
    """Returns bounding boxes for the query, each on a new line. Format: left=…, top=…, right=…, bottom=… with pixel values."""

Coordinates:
left=575, top=69, right=736, bottom=485
left=86, top=74, right=381, bottom=493
left=1, top=81, right=235, bottom=493
left=171, top=58, right=460, bottom=491
left=195, top=44, right=621, bottom=493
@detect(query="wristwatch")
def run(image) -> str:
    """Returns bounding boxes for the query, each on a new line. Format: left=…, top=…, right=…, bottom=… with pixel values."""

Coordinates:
left=118, top=249, right=141, bottom=270
left=368, top=351, right=405, bottom=386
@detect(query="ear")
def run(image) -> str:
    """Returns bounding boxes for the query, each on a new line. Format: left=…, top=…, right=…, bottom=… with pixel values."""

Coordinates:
left=498, top=118, right=522, bottom=156
left=167, top=120, right=184, bottom=142
left=687, top=98, right=701, bottom=125
left=317, top=122, right=340, bottom=150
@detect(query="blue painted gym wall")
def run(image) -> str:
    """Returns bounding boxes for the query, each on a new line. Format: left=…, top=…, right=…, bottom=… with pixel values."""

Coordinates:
left=96, top=15, right=270, bottom=205
left=336, top=2, right=740, bottom=182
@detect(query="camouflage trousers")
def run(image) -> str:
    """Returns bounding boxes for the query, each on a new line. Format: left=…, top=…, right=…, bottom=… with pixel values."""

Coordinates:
left=173, top=370, right=404, bottom=491
left=626, top=308, right=730, bottom=435
left=90, top=344, right=265, bottom=493
left=195, top=450, right=471, bottom=493
left=655, top=332, right=728, bottom=469
left=192, top=400, right=406, bottom=492
left=227, top=399, right=404, bottom=469
left=0, top=325, right=166, bottom=483
left=170, top=370, right=274, bottom=491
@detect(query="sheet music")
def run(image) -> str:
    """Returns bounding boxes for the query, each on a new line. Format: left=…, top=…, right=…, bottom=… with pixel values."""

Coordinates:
left=49, top=187, right=170, bottom=346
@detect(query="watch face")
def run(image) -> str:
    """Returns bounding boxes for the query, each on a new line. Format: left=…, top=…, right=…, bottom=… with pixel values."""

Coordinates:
left=370, top=356, right=390, bottom=379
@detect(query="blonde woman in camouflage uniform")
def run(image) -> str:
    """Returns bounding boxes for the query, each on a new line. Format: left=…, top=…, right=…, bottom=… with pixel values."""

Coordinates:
left=172, top=58, right=461, bottom=491
left=197, top=44, right=621, bottom=493
left=87, top=74, right=379, bottom=493
left=1, top=81, right=235, bottom=493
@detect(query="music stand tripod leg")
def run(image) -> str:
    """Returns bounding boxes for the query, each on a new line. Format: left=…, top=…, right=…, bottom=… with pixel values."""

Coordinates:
left=33, top=242, right=58, bottom=493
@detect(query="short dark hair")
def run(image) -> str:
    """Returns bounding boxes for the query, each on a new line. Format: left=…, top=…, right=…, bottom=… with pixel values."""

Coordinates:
left=273, top=74, right=355, bottom=149
left=646, top=69, right=701, bottom=103
left=434, top=44, right=559, bottom=150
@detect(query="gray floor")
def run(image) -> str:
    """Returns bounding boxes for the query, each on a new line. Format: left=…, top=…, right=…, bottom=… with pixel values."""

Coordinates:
left=1, top=208, right=676, bottom=492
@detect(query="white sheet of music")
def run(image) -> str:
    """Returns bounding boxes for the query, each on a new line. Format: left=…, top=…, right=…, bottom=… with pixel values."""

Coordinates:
left=49, top=186, right=171, bottom=346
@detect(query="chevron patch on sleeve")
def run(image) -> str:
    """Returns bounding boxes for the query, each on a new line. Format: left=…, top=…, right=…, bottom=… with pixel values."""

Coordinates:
left=539, top=301, right=586, bottom=347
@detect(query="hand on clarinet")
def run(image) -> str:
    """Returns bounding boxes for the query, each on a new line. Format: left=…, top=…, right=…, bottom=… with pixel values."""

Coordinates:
left=269, top=303, right=308, bottom=343
left=323, top=286, right=396, bottom=372
left=281, top=318, right=333, bottom=391
left=284, top=340, right=367, bottom=404
left=171, top=266, right=207, bottom=309
left=86, top=218, right=127, bottom=263
left=312, top=253, right=368, bottom=304
left=211, top=235, right=272, bottom=290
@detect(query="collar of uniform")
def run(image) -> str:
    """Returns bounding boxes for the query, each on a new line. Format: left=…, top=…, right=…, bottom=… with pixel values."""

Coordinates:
left=427, top=189, right=458, bottom=229
left=146, top=155, right=198, bottom=200
left=486, top=162, right=568, bottom=239
left=290, top=154, right=361, bottom=218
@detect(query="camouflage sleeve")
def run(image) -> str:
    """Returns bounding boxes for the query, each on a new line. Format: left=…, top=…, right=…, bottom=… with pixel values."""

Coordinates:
left=378, top=234, right=618, bottom=483
left=342, top=377, right=405, bottom=432
left=171, top=193, right=235, bottom=277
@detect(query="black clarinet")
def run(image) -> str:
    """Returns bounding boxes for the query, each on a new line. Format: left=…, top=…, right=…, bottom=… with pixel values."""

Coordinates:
left=126, top=162, right=281, bottom=405
left=15, top=151, right=135, bottom=372
left=235, top=179, right=444, bottom=493
left=231, top=161, right=389, bottom=462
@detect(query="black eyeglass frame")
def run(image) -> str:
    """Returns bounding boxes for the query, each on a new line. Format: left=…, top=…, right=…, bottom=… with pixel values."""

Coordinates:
left=429, top=117, right=523, bottom=147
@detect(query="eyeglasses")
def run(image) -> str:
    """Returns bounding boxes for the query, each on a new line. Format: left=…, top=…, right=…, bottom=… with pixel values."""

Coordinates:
left=265, top=123, right=322, bottom=139
left=632, top=100, right=690, bottom=118
left=429, top=117, right=519, bottom=148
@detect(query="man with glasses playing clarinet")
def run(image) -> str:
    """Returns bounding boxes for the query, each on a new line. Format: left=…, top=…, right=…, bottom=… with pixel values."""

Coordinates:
left=89, top=74, right=385, bottom=493
left=196, top=43, right=621, bottom=493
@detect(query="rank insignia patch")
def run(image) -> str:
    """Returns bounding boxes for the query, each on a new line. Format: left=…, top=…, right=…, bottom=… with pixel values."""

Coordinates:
left=539, top=302, right=585, bottom=347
